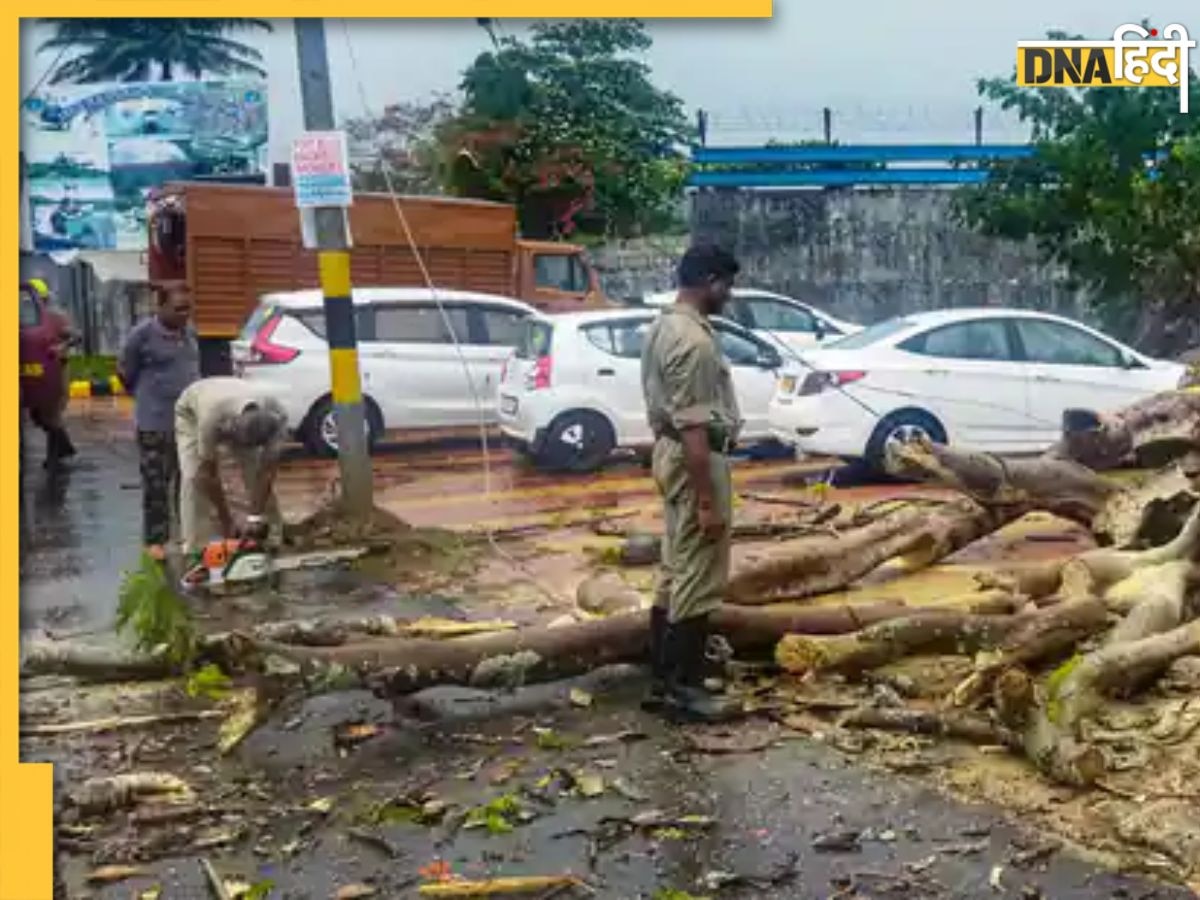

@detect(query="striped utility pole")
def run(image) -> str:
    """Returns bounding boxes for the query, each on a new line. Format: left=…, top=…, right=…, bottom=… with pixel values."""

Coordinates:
left=293, top=18, right=373, bottom=517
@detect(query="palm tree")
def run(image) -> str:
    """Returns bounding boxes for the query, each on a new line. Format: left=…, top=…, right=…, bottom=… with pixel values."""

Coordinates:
left=39, top=19, right=273, bottom=83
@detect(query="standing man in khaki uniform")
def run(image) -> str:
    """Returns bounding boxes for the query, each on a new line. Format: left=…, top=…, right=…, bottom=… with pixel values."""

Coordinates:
left=640, top=244, right=742, bottom=722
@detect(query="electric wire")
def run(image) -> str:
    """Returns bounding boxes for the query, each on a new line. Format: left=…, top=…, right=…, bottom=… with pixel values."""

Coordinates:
left=341, top=23, right=565, bottom=607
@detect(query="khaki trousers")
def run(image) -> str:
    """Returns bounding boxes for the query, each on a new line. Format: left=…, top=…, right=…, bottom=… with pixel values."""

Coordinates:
left=651, top=437, right=733, bottom=624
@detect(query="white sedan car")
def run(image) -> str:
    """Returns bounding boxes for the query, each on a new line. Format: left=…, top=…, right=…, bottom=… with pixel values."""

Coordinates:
left=643, top=288, right=860, bottom=360
left=768, top=308, right=1186, bottom=471
left=498, top=308, right=785, bottom=471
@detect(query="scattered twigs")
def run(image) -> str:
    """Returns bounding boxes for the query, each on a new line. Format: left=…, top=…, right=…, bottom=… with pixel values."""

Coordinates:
left=22, top=710, right=224, bottom=737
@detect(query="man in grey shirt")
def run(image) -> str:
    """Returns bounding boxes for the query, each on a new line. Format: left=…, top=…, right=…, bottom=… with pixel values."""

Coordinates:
left=175, top=377, right=289, bottom=559
left=118, top=283, right=199, bottom=559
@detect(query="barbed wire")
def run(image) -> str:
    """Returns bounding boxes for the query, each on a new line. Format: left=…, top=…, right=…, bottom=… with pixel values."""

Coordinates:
left=700, top=103, right=1032, bottom=144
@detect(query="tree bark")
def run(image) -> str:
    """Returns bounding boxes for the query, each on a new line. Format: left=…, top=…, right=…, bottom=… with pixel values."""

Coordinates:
left=838, top=706, right=1021, bottom=750
left=1050, top=392, right=1200, bottom=472
left=727, top=499, right=1022, bottom=605
left=886, top=436, right=1115, bottom=527
left=777, top=598, right=1106, bottom=680
left=950, top=597, right=1110, bottom=707
left=1021, top=619, right=1200, bottom=785
left=252, top=601, right=916, bottom=696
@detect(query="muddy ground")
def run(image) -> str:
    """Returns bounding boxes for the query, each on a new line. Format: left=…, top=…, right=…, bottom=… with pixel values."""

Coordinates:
left=19, top=400, right=1200, bottom=899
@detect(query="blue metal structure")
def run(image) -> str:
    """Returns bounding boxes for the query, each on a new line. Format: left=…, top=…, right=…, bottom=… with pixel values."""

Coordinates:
left=687, top=143, right=1035, bottom=189
left=692, top=144, right=1034, bottom=165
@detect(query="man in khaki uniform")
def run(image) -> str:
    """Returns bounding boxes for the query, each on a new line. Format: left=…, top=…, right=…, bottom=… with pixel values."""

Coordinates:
left=640, top=244, right=743, bottom=722
left=175, top=376, right=289, bottom=559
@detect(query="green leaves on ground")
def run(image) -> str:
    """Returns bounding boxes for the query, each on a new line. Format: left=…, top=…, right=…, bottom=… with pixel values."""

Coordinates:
left=116, top=551, right=196, bottom=667
left=463, top=793, right=524, bottom=835
left=185, top=663, right=232, bottom=701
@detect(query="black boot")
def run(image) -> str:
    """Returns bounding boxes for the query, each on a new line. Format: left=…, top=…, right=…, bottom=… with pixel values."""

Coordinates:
left=55, top=427, right=76, bottom=459
left=641, top=606, right=669, bottom=711
left=43, top=429, right=62, bottom=470
left=663, top=614, right=741, bottom=723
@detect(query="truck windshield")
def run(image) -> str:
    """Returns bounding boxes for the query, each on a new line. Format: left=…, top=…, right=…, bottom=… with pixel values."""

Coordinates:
left=534, top=254, right=588, bottom=293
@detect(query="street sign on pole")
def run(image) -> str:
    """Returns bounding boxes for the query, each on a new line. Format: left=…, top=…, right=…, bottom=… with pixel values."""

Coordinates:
left=290, top=131, right=353, bottom=209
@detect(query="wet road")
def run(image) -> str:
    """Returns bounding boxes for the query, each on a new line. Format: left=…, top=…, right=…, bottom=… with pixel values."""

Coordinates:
left=23, top=402, right=1197, bottom=899
left=59, top=685, right=1195, bottom=900
left=18, top=400, right=817, bottom=635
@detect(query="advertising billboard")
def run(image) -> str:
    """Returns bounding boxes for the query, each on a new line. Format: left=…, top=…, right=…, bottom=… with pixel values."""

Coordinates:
left=22, top=80, right=268, bottom=252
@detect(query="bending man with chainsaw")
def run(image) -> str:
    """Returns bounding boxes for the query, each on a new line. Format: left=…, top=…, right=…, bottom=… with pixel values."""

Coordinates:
left=175, top=376, right=288, bottom=564
left=640, top=244, right=743, bottom=723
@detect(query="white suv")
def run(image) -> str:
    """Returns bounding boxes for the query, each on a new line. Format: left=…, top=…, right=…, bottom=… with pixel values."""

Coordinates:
left=233, top=288, right=536, bottom=455
left=498, top=309, right=785, bottom=472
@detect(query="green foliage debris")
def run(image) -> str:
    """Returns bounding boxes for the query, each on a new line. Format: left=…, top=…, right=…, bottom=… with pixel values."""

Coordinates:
left=185, top=663, right=232, bottom=701
left=116, top=551, right=196, bottom=667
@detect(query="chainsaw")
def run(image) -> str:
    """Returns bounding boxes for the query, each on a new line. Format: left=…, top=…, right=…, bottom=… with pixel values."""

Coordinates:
left=180, top=516, right=369, bottom=593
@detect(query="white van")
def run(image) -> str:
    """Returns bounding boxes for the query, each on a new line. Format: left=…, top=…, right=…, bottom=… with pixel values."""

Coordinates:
left=233, top=288, right=537, bottom=455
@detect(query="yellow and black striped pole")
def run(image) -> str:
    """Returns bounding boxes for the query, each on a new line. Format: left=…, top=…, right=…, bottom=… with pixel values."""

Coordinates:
left=296, top=18, right=373, bottom=517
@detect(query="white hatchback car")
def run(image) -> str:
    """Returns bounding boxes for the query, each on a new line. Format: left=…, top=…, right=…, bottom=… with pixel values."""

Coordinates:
left=768, top=308, right=1186, bottom=471
left=643, top=288, right=861, bottom=360
left=498, top=309, right=785, bottom=471
left=233, top=288, right=537, bottom=455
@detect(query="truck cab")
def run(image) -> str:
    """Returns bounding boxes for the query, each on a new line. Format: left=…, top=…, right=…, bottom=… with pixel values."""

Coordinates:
left=516, top=240, right=607, bottom=312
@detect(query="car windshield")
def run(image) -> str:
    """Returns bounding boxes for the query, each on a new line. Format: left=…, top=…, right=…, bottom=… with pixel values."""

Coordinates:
left=827, top=317, right=913, bottom=350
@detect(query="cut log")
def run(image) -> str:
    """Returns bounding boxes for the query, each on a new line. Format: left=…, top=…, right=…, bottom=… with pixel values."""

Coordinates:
left=1062, top=501, right=1200, bottom=602
left=1105, top=561, right=1191, bottom=645
left=950, top=597, right=1110, bottom=707
left=838, top=706, right=1021, bottom=750
left=776, top=611, right=1019, bottom=678
left=886, top=436, right=1115, bottom=527
left=1050, top=391, right=1200, bottom=472
left=1090, top=460, right=1199, bottom=548
left=252, top=601, right=917, bottom=696
left=1022, top=619, right=1200, bottom=785
left=727, top=498, right=1022, bottom=605
left=777, top=598, right=1106, bottom=681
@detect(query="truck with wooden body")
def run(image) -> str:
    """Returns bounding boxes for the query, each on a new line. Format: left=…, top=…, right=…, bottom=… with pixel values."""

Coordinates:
left=146, top=182, right=610, bottom=373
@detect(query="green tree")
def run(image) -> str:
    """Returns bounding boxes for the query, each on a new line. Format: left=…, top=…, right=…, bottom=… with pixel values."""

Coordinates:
left=957, top=27, right=1200, bottom=353
left=39, top=19, right=272, bottom=83
left=438, top=19, right=692, bottom=239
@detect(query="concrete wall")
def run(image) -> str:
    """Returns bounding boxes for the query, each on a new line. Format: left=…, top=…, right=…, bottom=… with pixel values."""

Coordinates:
left=592, top=188, right=1088, bottom=327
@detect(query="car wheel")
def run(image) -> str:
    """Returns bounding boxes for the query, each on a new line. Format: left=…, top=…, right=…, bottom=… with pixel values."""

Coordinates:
left=537, top=410, right=616, bottom=473
left=302, top=396, right=382, bottom=458
left=864, top=409, right=946, bottom=475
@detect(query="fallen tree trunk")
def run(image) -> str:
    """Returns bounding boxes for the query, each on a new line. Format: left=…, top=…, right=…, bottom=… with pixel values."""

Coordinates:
left=1089, top=459, right=1199, bottom=548
left=1021, top=619, right=1200, bottom=785
left=951, top=597, right=1110, bottom=707
left=1050, top=392, right=1200, bottom=472
left=886, top=436, right=1116, bottom=527
left=727, top=499, right=1023, bottom=604
left=254, top=601, right=922, bottom=696
left=838, top=706, right=1021, bottom=750
left=776, top=598, right=1106, bottom=680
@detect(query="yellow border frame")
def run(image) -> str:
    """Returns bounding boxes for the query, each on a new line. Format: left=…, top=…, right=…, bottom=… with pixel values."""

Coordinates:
left=4, top=6, right=771, bottom=897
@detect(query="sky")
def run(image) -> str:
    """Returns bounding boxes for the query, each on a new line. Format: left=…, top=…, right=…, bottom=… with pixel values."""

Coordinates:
left=20, top=4, right=1200, bottom=166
